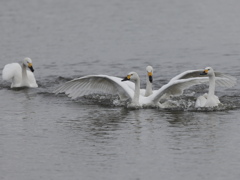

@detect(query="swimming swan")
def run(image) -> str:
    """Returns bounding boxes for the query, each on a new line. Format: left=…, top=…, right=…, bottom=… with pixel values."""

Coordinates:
left=54, top=69, right=233, bottom=108
left=194, top=67, right=236, bottom=107
left=2, top=57, right=38, bottom=88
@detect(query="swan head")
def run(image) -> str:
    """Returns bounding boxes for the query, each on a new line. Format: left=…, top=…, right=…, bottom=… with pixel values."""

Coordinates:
left=146, top=66, right=153, bottom=83
left=122, top=72, right=139, bottom=82
left=23, top=57, right=34, bottom=72
left=200, top=67, right=214, bottom=76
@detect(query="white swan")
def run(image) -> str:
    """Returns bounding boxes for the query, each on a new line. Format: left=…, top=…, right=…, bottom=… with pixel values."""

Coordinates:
left=162, top=67, right=237, bottom=101
left=194, top=67, right=232, bottom=107
left=168, top=66, right=236, bottom=107
left=2, top=57, right=38, bottom=88
left=54, top=67, right=236, bottom=108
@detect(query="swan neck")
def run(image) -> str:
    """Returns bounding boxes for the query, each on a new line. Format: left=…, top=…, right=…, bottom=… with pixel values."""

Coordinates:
left=22, top=64, right=28, bottom=78
left=133, top=79, right=140, bottom=104
left=208, top=74, right=215, bottom=96
left=145, top=77, right=153, bottom=97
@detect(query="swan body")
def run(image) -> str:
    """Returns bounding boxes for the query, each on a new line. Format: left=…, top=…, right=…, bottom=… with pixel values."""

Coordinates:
left=195, top=67, right=223, bottom=108
left=2, top=57, right=38, bottom=88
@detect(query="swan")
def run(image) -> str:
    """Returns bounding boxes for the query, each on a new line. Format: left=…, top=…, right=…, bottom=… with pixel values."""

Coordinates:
left=162, top=67, right=237, bottom=101
left=54, top=67, right=236, bottom=108
left=2, top=57, right=38, bottom=88
left=168, top=66, right=236, bottom=107
left=194, top=67, right=232, bottom=107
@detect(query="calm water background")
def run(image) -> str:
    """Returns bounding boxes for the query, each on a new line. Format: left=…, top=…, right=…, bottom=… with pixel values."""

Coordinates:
left=0, top=0, right=240, bottom=180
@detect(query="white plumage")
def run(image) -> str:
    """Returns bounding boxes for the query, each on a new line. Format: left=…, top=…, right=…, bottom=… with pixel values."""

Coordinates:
left=194, top=67, right=235, bottom=107
left=2, top=57, right=38, bottom=88
left=127, top=66, right=153, bottom=97
left=54, top=67, right=236, bottom=108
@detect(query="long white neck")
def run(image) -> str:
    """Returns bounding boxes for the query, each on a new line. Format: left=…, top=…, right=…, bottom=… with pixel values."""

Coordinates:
left=208, top=74, right=215, bottom=96
left=132, top=78, right=140, bottom=104
left=145, top=77, right=153, bottom=97
left=21, top=64, right=29, bottom=85
left=22, top=65, right=27, bottom=77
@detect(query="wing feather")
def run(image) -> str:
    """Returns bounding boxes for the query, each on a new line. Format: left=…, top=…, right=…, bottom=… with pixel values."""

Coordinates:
left=54, top=75, right=133, bottom=100
left=169, top=69, right=203, bottom=81
left=152, top=72, right=236, bottom=103
left=151, top=77, right=209, bottom=103
left=170, top=69, right=236, bottom=88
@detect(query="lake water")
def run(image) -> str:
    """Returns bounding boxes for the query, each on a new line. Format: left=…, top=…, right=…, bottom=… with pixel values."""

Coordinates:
left=0, top=0, right=240, bottom=180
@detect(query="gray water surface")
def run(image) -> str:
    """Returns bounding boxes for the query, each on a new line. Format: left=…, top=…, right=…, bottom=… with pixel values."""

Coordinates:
left=1, top=0, right=240, bottom=180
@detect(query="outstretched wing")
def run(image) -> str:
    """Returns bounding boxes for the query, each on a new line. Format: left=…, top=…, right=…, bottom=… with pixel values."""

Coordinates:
left=150, top=77, right=210, bottom=103
left=214, top=74, right=237, bottom=88
left=54, top=75, right=134, bottom=100
left=170, top=69, right=236, bottom=87
left=169, top=69, right=203, bottom=81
